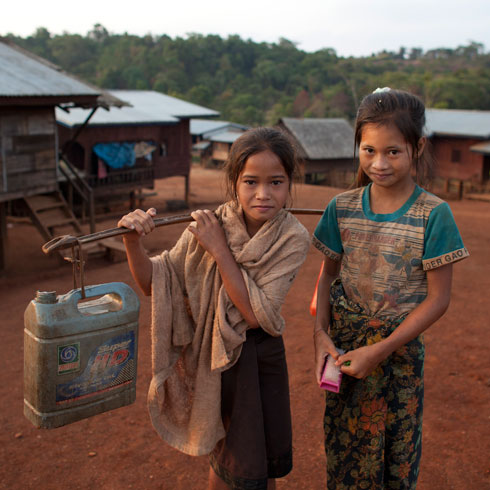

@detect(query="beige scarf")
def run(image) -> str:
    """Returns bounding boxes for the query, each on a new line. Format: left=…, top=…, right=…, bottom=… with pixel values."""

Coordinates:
left=147, top=201, right=310, bottom=456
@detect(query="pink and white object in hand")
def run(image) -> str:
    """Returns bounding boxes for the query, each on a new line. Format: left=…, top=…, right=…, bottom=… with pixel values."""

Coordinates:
left=320, top=348, right=345, bottom=393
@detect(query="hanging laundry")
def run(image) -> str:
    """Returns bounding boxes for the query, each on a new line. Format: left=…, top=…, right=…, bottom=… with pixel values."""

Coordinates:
left=134, top=141, right=157, bottom=160
left=97, top=158, right=108, bottom=179
left=93, top=142, right=136, bottom=169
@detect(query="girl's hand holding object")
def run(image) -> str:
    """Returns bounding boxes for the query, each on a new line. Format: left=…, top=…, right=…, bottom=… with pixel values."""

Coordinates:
left=336, top=343, right=386, bottom=379
left=314, top=329, right=341, bottom=384
left=188, top=209, right=228, bottom=258
left=118, top=208, right=157, bottom=238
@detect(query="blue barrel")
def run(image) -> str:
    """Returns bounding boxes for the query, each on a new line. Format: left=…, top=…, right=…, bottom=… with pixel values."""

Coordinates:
left=24, top=282, right=140, bottom=429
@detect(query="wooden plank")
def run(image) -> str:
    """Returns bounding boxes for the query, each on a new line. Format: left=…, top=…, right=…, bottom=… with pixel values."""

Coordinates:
left=34, top=150, right=56, bottom=170
left=0, top=138, right=4, bottom=191
left=0, top=202, right=6, bottom=272
left=0, top=115, right=28, bottom=136
left=4, top=152, right=55, bottom=175
left=24, top=194, right=65, bottom=212
left=27, top=111, right=55, bottom=135
left=6, top=169, right=58, bottom=192
left=12, top=134, right=55, bottom=154
left=0, top=184, right=58, bottom=203
left=5, top=154, right=36, bottom=175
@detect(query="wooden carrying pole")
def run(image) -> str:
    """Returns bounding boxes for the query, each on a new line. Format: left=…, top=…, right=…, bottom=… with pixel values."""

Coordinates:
left=42, top=208, right=324, bottom=255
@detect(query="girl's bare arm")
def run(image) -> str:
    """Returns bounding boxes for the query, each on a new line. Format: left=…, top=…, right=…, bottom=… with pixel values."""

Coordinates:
left=118, top=208, right=156, bottom=296
left=188, top=209, right=260, bottom=328
left=313, top=257, right=342, bottom=383
left=339, top=263, right=453, bottom=378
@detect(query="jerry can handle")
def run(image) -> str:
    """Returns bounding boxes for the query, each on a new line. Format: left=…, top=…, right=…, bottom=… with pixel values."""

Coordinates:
left=63, top=282, right=137, bottom=312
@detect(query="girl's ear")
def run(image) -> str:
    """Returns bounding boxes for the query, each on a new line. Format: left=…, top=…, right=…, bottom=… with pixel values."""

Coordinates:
left=417, top=136, right=427, bottom=156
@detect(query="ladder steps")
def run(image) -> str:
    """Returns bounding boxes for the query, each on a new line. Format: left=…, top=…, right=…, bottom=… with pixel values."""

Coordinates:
left=24, top=195, right=66, bottom=212
left=44, top=217, right=80, bottom=229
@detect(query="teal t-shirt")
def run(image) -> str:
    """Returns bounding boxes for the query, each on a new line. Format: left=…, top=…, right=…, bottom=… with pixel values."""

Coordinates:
left=312, top=184, right=469, bottom=319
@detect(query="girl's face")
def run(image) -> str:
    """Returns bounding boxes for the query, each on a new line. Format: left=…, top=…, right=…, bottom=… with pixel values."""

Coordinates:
left=359, top=123, right=423, bottom=192
left=236, top=150, right=290, bottom=236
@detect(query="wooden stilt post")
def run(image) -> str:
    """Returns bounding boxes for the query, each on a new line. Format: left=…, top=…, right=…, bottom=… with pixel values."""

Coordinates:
left=458, top=180, right=464, bottom=200
left=184, top=174, right=190, bottom=206
left=0, top=201, right=7, bottom=273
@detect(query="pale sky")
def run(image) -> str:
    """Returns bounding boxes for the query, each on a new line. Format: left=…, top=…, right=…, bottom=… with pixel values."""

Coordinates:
left=3, top=0, right=489, bottom=57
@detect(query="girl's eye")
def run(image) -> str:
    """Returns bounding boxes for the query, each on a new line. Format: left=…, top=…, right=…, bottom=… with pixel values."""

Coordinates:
left=389, top=149, right=399, bottom=156
left=363, top=148, right=374, bottom=154
left=272, top=180, right=284, bottom=186
left=244, top=180, right=256, bottom=185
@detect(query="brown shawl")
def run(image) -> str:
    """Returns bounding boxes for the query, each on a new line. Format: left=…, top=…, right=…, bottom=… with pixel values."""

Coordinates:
left=147, top=201, right=310, bottom=456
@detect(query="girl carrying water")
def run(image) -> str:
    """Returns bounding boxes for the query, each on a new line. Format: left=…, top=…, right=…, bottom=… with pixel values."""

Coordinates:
left=312, top=88, right=468, bottom=489
left=118, top=127, right=310, bottom=490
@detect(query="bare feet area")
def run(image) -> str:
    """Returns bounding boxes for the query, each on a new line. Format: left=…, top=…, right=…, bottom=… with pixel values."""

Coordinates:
left=1, top=167, right=489, bottom=489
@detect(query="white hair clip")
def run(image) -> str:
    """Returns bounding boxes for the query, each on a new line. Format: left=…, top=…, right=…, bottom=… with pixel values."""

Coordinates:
left=373, top=87, right=391, bottom=93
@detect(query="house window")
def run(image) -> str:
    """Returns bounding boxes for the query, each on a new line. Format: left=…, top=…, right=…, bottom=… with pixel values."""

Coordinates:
left=451, top=149, right=461, bottom=163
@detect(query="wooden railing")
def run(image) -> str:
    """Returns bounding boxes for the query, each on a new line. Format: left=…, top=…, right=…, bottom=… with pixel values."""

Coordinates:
left=87, top=166, right=154, bottom=191
left=58, top=155, right=96, bottom=233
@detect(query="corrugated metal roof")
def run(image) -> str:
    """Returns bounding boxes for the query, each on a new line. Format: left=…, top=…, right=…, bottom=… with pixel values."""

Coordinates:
left=190, top=119, right=248, bottom=137
left=112, top=90, right=219, bottom=119
left=209, top=129, right=245, bottom=144
left=425, top=109, right=490, bottom=139
left=56, top=90, right=219, bottom=127
left=193, top=141, right=211, bottom=151
left=56, top=104, right=178, bottom=127
left=280, top=117, right=354, bottom=160
left=470, top=141, right=490, bottom=155
left=0, top=39, right=99, bottom=98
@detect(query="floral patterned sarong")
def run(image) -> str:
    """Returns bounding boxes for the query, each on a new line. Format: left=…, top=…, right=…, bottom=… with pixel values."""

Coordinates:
left=324, top=279, right=424, bottom=489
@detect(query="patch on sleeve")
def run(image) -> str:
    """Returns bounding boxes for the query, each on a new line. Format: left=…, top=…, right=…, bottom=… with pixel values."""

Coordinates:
left=423, top=247, right=469, bottom=270
left=312, top=235, right=342, bottom=262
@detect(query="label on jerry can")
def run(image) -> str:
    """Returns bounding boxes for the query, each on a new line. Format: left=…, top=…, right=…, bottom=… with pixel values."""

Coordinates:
left=56, top=331, right=135, bottom=404
left=58, top=343, right=80, bottom=374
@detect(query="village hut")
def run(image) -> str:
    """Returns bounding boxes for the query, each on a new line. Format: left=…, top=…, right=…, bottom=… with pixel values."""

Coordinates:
left=278, top=117, right=355, bottom=187
left=190, top=120, right=248, bottom=167
left=56, top=90, right=219, bottom=210
left=425, top=108, right=490, bottom=194
left=0, top=38, right=125, bottom=272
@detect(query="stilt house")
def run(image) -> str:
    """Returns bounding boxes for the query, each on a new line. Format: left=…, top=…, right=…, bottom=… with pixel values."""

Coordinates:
left=0, top=38, right=125, bottom=272
left=425, top=109, right=490, bottom=192
left=56, top=90, right=219, bottom=207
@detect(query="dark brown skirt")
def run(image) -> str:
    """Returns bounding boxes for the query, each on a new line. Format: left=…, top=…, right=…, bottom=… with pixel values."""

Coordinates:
left=209, top=328, right=293, bottom=490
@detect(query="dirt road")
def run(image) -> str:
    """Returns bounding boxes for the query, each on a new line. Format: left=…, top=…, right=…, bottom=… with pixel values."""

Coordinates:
left=1, top=167, right=488, bottom=489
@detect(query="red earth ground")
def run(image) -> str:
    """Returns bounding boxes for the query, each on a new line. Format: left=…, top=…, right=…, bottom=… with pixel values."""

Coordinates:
left=0, top=167, right=489, bottom=490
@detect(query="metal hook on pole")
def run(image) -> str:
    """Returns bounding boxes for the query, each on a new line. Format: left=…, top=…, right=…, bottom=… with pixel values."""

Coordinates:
left=64, top=237, right=86, bottom=298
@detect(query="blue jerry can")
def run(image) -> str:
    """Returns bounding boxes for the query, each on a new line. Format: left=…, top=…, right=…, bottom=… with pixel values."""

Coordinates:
left=24, top=282, right=140, bottom=429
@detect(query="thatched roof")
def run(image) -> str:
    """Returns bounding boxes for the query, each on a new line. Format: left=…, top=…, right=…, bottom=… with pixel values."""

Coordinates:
left=280, top=117, right=354, bottom=160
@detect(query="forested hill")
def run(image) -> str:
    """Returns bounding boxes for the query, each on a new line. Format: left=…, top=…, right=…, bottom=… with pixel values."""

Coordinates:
left=5, top=25, right=490, bottom=126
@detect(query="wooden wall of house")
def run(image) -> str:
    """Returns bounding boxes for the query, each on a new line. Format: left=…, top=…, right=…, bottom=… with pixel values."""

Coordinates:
left=57, top=119, right=191, bottom=180
left=0, top=107, right=58, bottom=202
left=211, top=142, right=230, bottom=163
left=431, top=136, right=484, bottom=183
left=304, top=158, right=356, bottom=188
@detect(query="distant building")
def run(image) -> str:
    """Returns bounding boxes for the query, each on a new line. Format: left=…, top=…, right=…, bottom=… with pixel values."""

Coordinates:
left=278, top=117, right=355, bottom=187
left=425, top=108, right=490, bottom=188
left=0, top=38, right=124, bottom=271
left=190, top=119, right=248, bottom=166
left=57, top=90, right=219, bottom=205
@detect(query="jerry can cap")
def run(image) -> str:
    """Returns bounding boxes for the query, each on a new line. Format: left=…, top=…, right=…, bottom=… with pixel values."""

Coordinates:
left=35, top=291, right=57, bottom=304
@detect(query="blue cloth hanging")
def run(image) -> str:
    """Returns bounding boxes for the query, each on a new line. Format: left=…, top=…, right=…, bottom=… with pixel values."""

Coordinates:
left=93, top=143, right=136, bottom=169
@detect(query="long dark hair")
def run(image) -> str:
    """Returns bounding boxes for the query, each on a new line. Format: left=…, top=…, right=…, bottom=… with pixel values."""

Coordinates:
left=224, top=127, right=300, bottom=200
left=354, top=89, right=433, bottom=187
